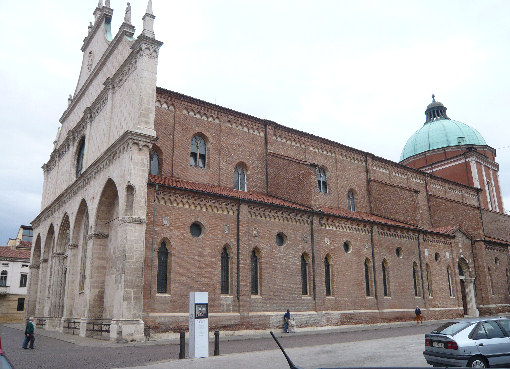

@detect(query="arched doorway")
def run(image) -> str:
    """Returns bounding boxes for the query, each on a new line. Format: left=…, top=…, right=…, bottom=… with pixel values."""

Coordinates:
left=458, top=258, right=478, bottom=317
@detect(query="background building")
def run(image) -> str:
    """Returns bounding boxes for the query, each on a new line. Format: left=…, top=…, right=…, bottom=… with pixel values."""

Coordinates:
left=27, top=1, right=510, bottom=341
left=0, top=247, right=31, bottom=322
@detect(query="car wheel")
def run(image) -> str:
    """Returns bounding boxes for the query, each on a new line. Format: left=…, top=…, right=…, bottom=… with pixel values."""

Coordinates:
left=467, top=356, right=489, bottom=368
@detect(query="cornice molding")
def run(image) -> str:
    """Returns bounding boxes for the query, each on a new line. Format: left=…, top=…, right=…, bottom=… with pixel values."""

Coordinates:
left=157, top=191, right=237, bottom=216
left=33, top=130, right=156, bottom=228
left=248, top=204, right=311, bottom=225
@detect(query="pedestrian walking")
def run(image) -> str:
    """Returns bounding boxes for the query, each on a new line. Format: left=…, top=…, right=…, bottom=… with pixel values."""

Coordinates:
left=415, top=306, right=423, bottom=325
left=283, top=309, right=291, bottom=333
left=22, top=317, right=35, bottom=349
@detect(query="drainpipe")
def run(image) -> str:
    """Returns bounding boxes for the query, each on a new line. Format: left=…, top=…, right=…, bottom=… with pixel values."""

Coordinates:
left=236, top=201, right=241, bottom=302
left=310, top=215, right=316, bottom=301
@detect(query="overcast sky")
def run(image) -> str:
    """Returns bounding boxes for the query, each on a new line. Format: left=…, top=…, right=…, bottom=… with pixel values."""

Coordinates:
left=1, top=0, right=509, bottom=244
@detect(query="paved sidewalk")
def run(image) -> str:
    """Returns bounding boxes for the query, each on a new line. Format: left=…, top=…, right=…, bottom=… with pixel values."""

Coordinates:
left=5, top=319, right=433, bottom=347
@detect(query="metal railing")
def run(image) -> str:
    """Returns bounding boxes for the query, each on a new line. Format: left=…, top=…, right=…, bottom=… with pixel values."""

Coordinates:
left=85, top=320, right=111, bottom=337
left=63, top=319, right=80, bottom=335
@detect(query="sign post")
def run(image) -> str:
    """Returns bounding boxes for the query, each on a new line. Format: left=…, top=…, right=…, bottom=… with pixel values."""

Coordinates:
left=189, top=292, right=209, bottom=358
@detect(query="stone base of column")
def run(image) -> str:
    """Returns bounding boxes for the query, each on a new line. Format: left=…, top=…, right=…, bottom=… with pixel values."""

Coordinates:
left=110, top=319, right=145, bottom=342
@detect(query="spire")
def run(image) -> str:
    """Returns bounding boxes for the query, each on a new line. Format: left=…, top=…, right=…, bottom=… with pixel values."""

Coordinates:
left=142, top=0, right=156, bottom=38
left=124, top=2, right=132, bottom=24
left=425, top=94, right=450, bottom=123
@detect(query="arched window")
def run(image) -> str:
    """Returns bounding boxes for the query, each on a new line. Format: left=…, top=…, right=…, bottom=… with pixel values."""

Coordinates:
left=447, top=266, right=454, bottom=297
left=149, top=150, right=160, bottom=175
left=76, top=139, right=86, bottom=178
left=487, top=181, right=494, bottom=210
left=382, top=259, right=390, bottom=297
left=507, top=268, right=510, bottom=296
left=301, top=253, right=310, bottom=295
left=190, top=135, right=206, bottom=168
left=251, top=249, right=259, bottom=295
left=324, top=255, right=332, bottom=296
left=157, top=242, right=169, bottom=293
left=488, top=267, right=494, bottom=296
left=426, top=263, right=432, bottom=297
left=317, top=167, right=327, bottom=193
left=0, top=270, right=7, bottom=287
left=221, top=247, right=230, bottom=294
left=413, top=262, right=421, bottom=297
left=347, top=190, right=356, bottom=211
left=364, top=258, right=373, bottom=297
left=234, top=166, right=247, bottom=191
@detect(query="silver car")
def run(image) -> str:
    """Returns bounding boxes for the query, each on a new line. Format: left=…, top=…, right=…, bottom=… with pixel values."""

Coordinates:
left=423, top=317, right=510, bottom=367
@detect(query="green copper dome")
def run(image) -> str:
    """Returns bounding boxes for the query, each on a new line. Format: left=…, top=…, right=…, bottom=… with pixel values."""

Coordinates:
left=400, top=96, right=487, bottom=161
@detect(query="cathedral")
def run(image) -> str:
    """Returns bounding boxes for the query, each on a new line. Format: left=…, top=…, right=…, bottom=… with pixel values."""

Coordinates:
left=27, top=1, right=510, bottom=341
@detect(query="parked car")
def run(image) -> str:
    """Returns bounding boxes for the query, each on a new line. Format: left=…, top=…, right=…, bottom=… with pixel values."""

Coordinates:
left=0, top=335, right=15, bottom=369
left=423, top=317, right=510, bottom=368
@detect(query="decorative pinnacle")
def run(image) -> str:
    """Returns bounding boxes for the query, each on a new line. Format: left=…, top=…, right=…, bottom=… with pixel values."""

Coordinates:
left=124, top=2, right=132, bottom=24
left=146, top=0, right=153, bottom=15
left=432, top=94, right=435, bottom=102
left=98, top=0, right=103, bottom=7
left=105, top=0, right=110, bottom=7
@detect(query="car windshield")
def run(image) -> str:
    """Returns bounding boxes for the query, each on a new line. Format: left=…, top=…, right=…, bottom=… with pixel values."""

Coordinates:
left=431, top=321, right=472, bottom=336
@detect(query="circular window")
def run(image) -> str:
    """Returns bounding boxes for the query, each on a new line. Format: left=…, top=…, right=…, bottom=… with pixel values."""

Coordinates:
left=190, top=222, right=203, bottom=238
left=434, top=252, right=440, bottom=262
left=396, top=247, right=403, bottom=258
left=343, top=241, right=352, bottom=253
left=276, top=232, right=286, bottom=246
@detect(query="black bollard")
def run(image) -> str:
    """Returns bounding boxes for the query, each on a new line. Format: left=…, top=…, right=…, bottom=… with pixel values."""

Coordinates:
left=179, top=332, right=185, bottom=359
left=214, top=330, right=220, bottom=356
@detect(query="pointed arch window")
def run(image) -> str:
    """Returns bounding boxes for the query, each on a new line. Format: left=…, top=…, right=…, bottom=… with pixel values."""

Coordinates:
left=364, top=258, right=373, bottom=297
left=190, top=135, right=206, bottom=168
left=347, top=190, right=356, bottom=211
left=317, top=167, right=327, bottom=193
left=426, top=263, right=432, bottom=297
left=76, top=139, right=86, bottom=178
left=149, top=150, right=160, bottom=175
left=506, top=269, right=510, bottom=296
left=0, top=270, right=7, bottom=287
left=324, top=255, right=332, bottom=296
left=221, top=247, right=230, bottom=294
left=488, top=267, right=494, bottom=296
left=251, top=249, right=259, bottom=295
left=157, top=242, right=169, bottom=293
left=382, top=259, right=390, bottom=297
left=234, top=166, right=247, bottom=191
left=413, top=262, right=421, bottom=297
left=301, top=254, right=310, bottom=295
left=447, top=266, right=454, bottom=297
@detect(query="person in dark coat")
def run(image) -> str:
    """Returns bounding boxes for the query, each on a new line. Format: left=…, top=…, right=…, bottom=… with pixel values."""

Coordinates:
left=415, top=306, right=423, bottom=325
left=283, top=309, right=291, bottom=333
left=22, top=317, right=35, bottom=349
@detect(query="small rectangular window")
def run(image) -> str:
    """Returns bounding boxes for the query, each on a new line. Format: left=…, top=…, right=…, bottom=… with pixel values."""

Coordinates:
left=20, top=274, right=28, bottom=288
left=17, top=298, right=25, bottom=311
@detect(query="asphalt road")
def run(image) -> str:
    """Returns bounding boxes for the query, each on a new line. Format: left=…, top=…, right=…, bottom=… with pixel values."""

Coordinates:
left=1, top=322, right=435, bottom=369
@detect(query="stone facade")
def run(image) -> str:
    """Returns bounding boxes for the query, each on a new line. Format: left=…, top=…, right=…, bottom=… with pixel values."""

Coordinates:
left=27, top=1, right=510, bottom=341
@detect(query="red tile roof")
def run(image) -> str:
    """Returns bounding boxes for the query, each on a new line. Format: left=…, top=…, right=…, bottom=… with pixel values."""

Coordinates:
left=484, top=236, right=510, bottom=245
left=149, top=175, right=312, bottom=211
left=319, top=206, right=417, bottom=229
left=428, top=225, right=459, bottom=235
left=149, top=175, right=455, bottom=234
left=0, top=247, right=31, bottom=260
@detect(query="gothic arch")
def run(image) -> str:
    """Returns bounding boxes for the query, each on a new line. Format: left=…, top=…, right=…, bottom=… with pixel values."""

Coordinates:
left=89, top=178, right=119, bottom=320
left=49, top=214, right=70, bottom=318
left=38, top=224, right=55, bottom=317
left=27, top=234, right=42, bottom=318
left=68, top=199, right=90, bottom=318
